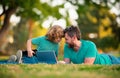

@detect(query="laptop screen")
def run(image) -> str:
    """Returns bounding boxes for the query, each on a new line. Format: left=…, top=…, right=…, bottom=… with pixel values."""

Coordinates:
left=36, top=50, right=57, bottom=64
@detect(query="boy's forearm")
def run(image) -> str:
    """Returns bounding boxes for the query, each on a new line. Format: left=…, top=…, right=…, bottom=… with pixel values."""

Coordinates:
left=27, top=39, right=32, bottom=52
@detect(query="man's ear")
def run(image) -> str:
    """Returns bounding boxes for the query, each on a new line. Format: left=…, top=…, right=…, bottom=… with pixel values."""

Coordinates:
left=74, top=35, right=77, bottom=39
left=72, top=35, right=76, bottom=40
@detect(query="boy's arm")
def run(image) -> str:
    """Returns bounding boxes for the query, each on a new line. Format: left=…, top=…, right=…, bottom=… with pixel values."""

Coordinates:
left=27, top=39, right=35, bottom=57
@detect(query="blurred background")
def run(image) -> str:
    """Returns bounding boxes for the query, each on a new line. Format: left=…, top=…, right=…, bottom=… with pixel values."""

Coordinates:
left=0, top=0, right=120, bottom=57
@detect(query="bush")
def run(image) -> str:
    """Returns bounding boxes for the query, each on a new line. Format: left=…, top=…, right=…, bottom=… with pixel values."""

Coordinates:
left=97, top=36, right=119, bottom=51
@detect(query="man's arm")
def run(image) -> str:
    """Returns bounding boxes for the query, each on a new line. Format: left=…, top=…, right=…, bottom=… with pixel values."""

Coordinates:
left=64, top=58, right=71, bottom=64
left=84, top=58, right=95, bottom=65
left=58, top=58, right=70, bottom=64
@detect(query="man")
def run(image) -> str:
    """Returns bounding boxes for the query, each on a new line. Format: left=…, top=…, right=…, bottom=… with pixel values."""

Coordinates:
left=63, top=25, right=120, bottom=65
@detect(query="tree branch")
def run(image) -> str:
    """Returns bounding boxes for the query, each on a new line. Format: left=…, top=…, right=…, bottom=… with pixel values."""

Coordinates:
left=0, top=4, right=6, bottom=16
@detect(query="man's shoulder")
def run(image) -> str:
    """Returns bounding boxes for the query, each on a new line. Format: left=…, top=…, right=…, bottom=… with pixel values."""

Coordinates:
left=81, top=39, right=96, bottom=46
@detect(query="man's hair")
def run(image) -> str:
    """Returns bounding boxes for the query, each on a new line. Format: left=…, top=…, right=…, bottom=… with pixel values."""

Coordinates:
left=46, top=25, right=64, bottom=42
left=64, top=25, right=81, bottom=40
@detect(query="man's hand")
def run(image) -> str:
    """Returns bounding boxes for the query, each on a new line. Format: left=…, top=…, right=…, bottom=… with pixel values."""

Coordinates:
left=57, top=61, right=66, bottom=64
left=64, top=58, right=71, bottom=64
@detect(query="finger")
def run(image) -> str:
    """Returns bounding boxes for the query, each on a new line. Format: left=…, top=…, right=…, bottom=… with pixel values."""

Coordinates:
left=32, top=52, right=35, bottom=54
left=28, top=53, right=32, bottom=57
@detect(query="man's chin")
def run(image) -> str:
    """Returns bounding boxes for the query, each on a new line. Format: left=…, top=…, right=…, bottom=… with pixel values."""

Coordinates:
left=68, top=44, right=74, bottom=48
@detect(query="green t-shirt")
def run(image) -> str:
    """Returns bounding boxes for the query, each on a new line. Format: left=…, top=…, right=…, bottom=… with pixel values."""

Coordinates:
left=32, top=36, right=59, bottom=56
left=64, top=40, right=112, bottom=65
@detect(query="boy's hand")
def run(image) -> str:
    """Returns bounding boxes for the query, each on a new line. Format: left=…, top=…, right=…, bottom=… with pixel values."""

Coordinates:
left=28, top=50, right=35, bottom=57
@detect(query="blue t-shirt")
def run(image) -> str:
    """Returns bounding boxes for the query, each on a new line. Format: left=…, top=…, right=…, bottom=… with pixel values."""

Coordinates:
left=64, top=40, right=112, bottom=64
left=32, top=36, right=59, bottom=56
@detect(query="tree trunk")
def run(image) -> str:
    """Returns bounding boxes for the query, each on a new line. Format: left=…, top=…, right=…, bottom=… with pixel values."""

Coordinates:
left=0, top=7, right=17, bottom=53
left=28, top=19, right=34, bottom=39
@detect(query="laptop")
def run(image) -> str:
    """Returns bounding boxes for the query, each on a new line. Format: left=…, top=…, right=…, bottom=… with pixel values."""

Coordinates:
left=36, top=50, right=57, bottom=64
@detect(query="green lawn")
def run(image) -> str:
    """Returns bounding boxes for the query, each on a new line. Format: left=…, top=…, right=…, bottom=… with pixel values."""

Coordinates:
left=0, top=56, right=120, bottom=78
left=0, top=64, right=120, bottom=78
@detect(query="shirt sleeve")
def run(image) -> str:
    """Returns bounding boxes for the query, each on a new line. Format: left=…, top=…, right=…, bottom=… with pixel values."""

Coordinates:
left=85, top=41, right=97, bottom=58
left=31, top=36, right=41, bottom=45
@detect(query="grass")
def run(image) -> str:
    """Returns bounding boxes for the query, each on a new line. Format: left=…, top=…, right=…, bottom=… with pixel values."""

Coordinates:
left=0, top=63, right=120, bottom=78
left=0, top=56, right=120, bottom=78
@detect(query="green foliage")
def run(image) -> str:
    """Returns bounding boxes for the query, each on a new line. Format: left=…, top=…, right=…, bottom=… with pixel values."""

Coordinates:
left=0, top=0, right=63, bottom=54
left=36, top=2, right=62, bottom=19
left=77, top=2, right=109, bottom=36
left=0, top=0, right=62, bottom=21
left=97, top=36, right=119, bottom=50
left=70, top=0, right=120, bottom=50
left=13, top=19, right=29, bottom=49
left=15, top=0, right=62, bottom=21
left=15, top=0, right=41, bottom=20
left=1, top=0, right=120, bottom=53
left=5, top=19, right=29, bottom=53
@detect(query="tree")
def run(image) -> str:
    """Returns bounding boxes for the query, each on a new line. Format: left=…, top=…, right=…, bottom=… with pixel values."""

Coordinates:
left=67, top=0, right=120, bottom=50
left=0, top=0, right=62, bottom=53
left=0, top=0, right=39, bottom=51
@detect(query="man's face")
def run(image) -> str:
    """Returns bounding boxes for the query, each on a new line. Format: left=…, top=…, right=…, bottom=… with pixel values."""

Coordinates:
left=64, top=33, right=74, bottom=48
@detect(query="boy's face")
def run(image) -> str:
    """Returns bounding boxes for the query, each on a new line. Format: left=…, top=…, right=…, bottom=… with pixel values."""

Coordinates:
left=54, top=37, right=62, bottom=43
left=64, top=33, right=74, bottom=48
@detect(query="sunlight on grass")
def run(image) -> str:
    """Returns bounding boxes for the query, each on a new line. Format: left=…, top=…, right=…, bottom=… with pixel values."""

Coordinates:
left=0, top=56, right=9, bottom=60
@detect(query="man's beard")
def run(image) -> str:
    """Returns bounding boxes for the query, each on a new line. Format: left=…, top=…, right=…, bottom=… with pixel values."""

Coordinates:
left=68, top=43, right=79, bottom=52
left=68, top=44, right=74, bottom=48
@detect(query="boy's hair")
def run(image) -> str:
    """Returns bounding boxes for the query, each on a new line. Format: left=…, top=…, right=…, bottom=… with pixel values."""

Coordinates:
left=46, top=25, right=64, bottom=42
left=64, top=25, right=81, bottom=40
